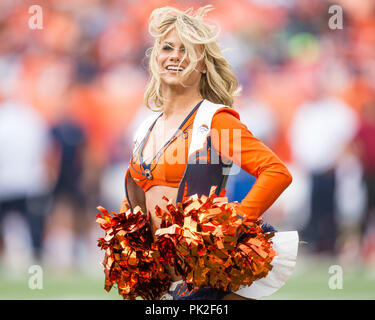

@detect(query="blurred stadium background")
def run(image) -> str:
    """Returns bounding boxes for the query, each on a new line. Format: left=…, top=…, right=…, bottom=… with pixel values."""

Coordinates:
left=0, top=0, right=374, bottom=299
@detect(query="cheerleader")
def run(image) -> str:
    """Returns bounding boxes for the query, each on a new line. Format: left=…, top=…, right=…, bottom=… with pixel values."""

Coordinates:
left=118, top=5, right=298, bottom=300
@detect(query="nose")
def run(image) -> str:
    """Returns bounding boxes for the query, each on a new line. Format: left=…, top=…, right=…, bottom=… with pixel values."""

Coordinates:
left=169, top=48, right=183, bottom=62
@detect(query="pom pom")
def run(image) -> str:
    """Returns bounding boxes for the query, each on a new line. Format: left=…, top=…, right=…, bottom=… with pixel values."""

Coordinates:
left=154, top=186, right=277, bottom=293
left=96, top=187, right=277, bottom=299
left=96, top=205, right=171, bottom=300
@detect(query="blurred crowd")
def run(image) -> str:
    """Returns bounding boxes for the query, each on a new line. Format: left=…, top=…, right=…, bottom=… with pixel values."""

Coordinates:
left=0, top=0, right=374, bottom=274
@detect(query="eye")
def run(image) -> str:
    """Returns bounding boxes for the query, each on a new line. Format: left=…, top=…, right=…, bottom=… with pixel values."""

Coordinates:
left=162, top=45, right=172, bottom=51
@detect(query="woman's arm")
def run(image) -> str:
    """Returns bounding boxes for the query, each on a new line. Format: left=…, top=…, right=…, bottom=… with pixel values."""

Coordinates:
left=211, top=108, right=293, bottom=222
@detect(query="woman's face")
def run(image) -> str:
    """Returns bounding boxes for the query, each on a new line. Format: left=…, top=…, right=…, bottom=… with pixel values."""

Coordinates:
left=156, top=28, right=205, bottom=89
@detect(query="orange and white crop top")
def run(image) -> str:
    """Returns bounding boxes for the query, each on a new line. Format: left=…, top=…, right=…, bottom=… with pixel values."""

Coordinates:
left=129, top=100, right=201, bottom=191
left=128, top=100, right=292, bottom=221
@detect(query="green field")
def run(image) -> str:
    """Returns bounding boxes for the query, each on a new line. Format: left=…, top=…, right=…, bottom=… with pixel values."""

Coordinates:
left=1, top=252, right=374, bottom=300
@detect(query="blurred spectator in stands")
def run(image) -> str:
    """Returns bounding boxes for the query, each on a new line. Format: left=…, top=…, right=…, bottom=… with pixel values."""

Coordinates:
left=289, top=74, right=358, bottom=255
left=47, top=98, right=88, bottom=268
left=0, top=97, right=52, bottom=264
left=352, top=99, right=375, bottom=264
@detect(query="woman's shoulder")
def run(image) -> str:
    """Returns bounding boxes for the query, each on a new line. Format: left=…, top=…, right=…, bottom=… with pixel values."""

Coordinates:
left=213, top=106, right=240, bottom=120
left=211, top=105, right=241, bottom=130
left=200, top=99, right=240, bottom=122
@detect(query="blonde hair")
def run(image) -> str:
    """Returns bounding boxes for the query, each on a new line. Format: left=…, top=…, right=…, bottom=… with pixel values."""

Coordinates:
left=144, top=5, right=241, bottom=111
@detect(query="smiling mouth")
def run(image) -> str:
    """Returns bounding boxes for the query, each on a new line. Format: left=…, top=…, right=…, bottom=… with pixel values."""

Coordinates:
left=166, top=66, right=184, bottom=72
